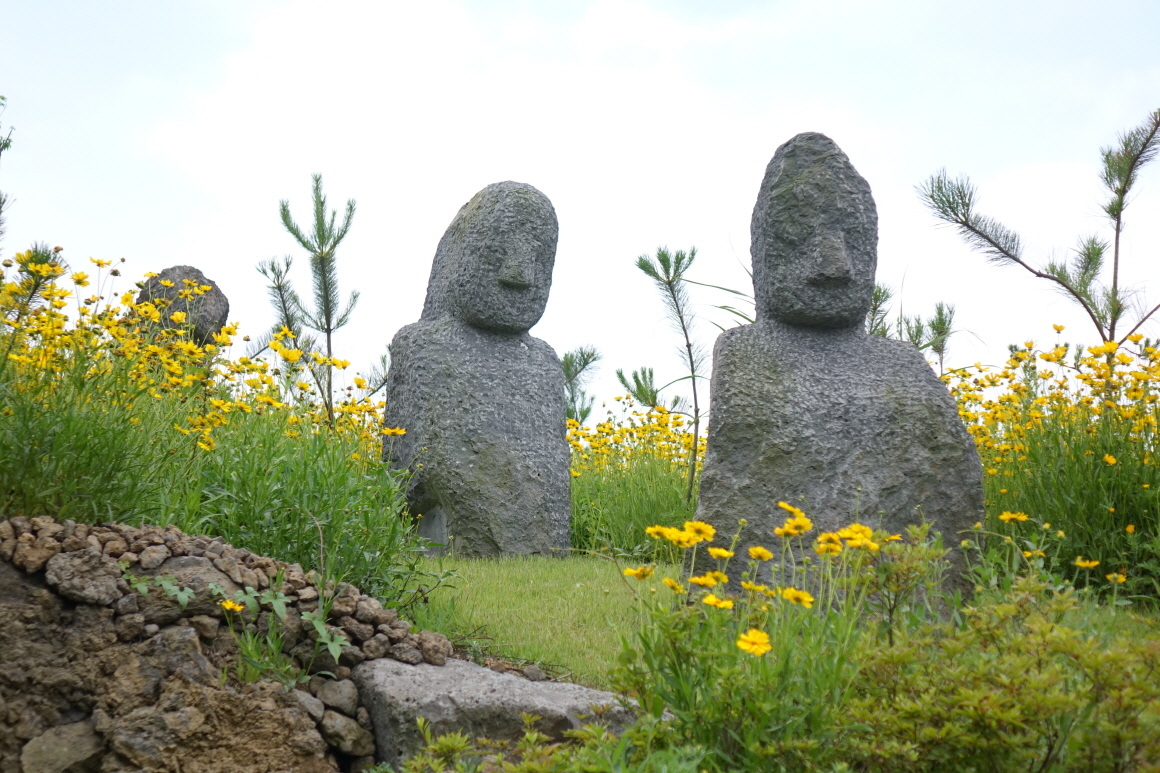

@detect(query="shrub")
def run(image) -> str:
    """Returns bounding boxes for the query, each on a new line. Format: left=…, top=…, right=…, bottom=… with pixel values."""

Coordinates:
left=611, top=512, right=1160, bottom=772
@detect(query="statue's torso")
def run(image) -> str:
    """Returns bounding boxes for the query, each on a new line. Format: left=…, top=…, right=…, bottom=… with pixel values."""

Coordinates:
left=383, top=317, right=569, bottom=555
left=698, top=320, right=983, bottom=557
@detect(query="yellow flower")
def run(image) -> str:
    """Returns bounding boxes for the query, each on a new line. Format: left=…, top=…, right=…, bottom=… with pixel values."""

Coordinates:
left=1126, top=524, right=1136, bottom=534
left=708, top=570, right=729, bottom=584
left=1052, top=324, right=1065, bottom=333
left=837, top=523, right=873, bottom=541
left=170, top=311, right=187, bottom=323
left=748, top=545, right=773, bottom=561
left=1105, top=572, right=1126, bottom=584
left=736, top=628, right=771, bottom=657
left=623, top=566, right=654, bottom=581
left=1104, top=454, right=1117, bottom=465
left=1127, top=333, right=1144, bottom=343
left=775, top=512, right=813, bottom=538
left=683, top=521, right=715, bottom=542
left=354, top=376, right=368, bottom=389
left=159, top=279, right=175, bottom=287
left=702, top=593, right=733, bottom=610
left=780, top=586, right=814, bottom=609
left=815, top=532, right=843, bottom=555
left=998, top=511, right=1030, bottom=523
left=961, top=540, right=971, bottom=549
left=1057, top=530, right=1066, bottom=539
left=707, top=547, right=733, bottom=559
left=662, top=577, right=685, bottom=594
left=689, top=574, right=717, bottom=588
left=777, top=501, right=806, bottom=519
left=90, top=258, right=112, bottom=268
left=220, top=599, right=245, bottom=612
left=1074, top=557, right=1100, bottom=569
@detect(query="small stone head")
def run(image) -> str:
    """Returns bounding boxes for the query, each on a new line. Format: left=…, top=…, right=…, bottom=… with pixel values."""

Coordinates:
left=750, top=132, right=877, bottom=329
left=136, top=265, right=230, bottom=345
left=422, top=182, right=558, bottom=334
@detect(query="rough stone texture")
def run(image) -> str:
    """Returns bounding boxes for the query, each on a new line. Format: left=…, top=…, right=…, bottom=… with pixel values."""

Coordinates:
left=696, top=132, right=984, bottom=590
left=315, top=678, right=360, bottom=717
left=289, top=689, right=326, bottom=723
left=19, top=719, right=103, bottom=773
left=138, top=544, right=170, bottom=570
left=13, top=532, right=63, bottom=573
left=389, top=643, right=424, bottom=665
left=319, top=710, right=376, bottom=757
left=417, top=629, right=453, bottom=666
left=362, top=633, right=391, bottom=660
left=0, top=559, right=337, bottom=773
left=44, top=546, right=123, bottom=606
left=354, top=658, right=635, bottom=769
left=136, top=265, right=230, bottom=346
left=132, top=555, right=241, bottom=625
left=382, top=181, right=570, bottom=556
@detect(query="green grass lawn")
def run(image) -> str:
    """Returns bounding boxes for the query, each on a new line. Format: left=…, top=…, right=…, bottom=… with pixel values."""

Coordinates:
left=415, top=555, right=675, bottom=689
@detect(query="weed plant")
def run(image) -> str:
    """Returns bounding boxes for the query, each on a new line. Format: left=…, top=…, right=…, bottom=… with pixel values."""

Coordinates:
left=610, top=511, right=1160, bottom=771
left=0, top=248, right=430, bottom=606
left=568, top=398, right=704, bottom=560
left=948, top=329, right=1160, bottom=598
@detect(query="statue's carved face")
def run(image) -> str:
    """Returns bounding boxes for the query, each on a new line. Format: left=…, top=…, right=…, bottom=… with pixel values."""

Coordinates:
left=751, top=134, right=877, bottom=329
left=452, top=195, right=556, bottom=333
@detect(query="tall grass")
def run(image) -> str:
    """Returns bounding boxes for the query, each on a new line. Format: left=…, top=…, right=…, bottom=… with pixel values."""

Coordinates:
left=0, top=249, right=428, bottom=605
left=568, top=399, right=702, bottom=560
left=948, top=332, right=1160, bottom=597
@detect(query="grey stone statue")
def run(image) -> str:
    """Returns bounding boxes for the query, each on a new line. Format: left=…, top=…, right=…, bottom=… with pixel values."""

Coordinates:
left=696, top=132, right=983, bottom=588
left=382, top=182, right=570, bottom=556
left=137, top=265, right=230, bottom=345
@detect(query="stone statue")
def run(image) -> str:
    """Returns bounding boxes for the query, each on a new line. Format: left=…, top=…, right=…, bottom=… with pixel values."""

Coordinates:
left=696, top=132, right=983, bottom=587
left=137, top=266, right=230, bottom=345
left=382, top=182, right=570, bottom=556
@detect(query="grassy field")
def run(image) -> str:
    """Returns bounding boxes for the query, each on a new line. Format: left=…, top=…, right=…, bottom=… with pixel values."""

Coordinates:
left=415, top=554, right=676, bottom=689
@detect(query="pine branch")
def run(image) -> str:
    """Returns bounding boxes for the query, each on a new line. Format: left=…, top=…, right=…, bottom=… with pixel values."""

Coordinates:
left=919, top=169, right=1109, bottom=339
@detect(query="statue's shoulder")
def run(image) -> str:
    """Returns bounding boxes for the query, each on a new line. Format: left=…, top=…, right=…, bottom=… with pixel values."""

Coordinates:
left=523, top=333, right=562, bottom=364
left=712, top=321, right=789, bottom=360
left=389, top=317, right=460, bottom=357
left=864, top=334, right=934, bottom=369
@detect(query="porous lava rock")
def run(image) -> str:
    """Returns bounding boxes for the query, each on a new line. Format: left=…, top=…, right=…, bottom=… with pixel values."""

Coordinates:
left=354, top=658, right=635, bottom=770
left=136, top=265, right=230, bottom=345
left=695, top=132, right=984, bottom=590
left=382, top=181, right=570, bottom=556
left=0, top=515, right=464, bottom=772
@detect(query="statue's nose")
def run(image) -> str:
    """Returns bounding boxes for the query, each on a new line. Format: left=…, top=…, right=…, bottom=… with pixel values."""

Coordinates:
left=499, top=250, right=535, bottom=289
left=806, top=232, right=852, bottom=285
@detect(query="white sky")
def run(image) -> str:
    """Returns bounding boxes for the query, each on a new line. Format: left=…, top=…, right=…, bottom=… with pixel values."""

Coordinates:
left=2, top=0, right=1159, bottom=409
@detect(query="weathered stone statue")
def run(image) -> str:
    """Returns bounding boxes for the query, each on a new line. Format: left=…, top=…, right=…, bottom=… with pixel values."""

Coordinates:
left=137, top=265, right=230, bottom=345
left=382, top=182, right=570, bottom=556
left=696, top=132, right=983, bottom=586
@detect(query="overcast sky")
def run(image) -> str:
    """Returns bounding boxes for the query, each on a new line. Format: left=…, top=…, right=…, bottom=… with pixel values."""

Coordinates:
left=2, top=1, right=1158, bottom=410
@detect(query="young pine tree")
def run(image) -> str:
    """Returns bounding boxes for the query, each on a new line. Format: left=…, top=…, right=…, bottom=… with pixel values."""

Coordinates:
left=252, top=174, right=360, bottom=425
left=919, top=109, right=1160, bottom=345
